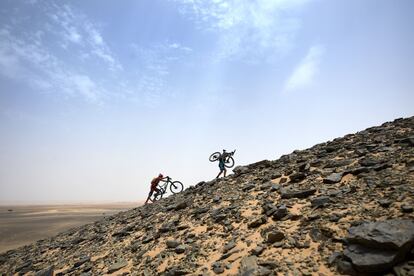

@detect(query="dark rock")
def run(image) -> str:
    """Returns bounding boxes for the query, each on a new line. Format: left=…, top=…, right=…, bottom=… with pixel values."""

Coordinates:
left=35, top=266, right=54, bottom=276
left=242, top=183, right=256, bottom=192
left=251, top=245, right=264, bottom=256
left=343, top=219, right=414, bottom=273
left=344, top=244, right=397, bottom=273
left=257, top=260, right=278, bottom=269
left=270, top=184, right=280, bottom=192
left=223, top=241, right=236, bottom=253
left=112, top=229, right=129, bottom=238
left=323, top=172, right=343, bottom=184
left=311, top=196, right=331, bottom=208
left=175, top=245, right=186, bottom=254
left=15, top=261, right=32, bottom=272
left=378, top=199, right=392, bottom=208
left=328, top=252, right=342, bottom=266
left=266, top=230, right=285, bottom=243
left=309, top=228, right=330, bottom=242
left=262, top=202, right=277, bottom=217
left=175, top=201, right=189, bottom=210
left=233, top=165, right=249, bottom=176
left=220, top=248, right=241, bottom=260
left=165, top=267, right=190, bottom=276
left=248, top=216, right=267, bottom=228
left=336, top=259, right=357, bottom=275
left=289, top=172, right=306, bottom=182
left=347, top=219, right=414, bottom=250
left=142, top=235, right=154, bottom=244
left=212, top=262, right=225, bottom=274
left=398, top=136, right=414, bottom=146
left=257, top=266, right=272, bottom=275
left=192, top=207, right=210, bottom=216
left=359, top=158, right=382, bottom=167
left=74, top=256, right=90, bottom=267
left=239, top=256, right=258, bottom=275
left=272, top=205, right=288, bottom=220
left=280, top=187, right=316, bottom=199
left=401, top=205, right=413, bottom=213
left=107, top=259, right=128, bottom=273
left=347, top=166, right=370, bottom=175
left=166, top=240, right=181, bottom=248
left=323, top=159, right=353, bottom=168
left=279, top=177, right=288, bottom=184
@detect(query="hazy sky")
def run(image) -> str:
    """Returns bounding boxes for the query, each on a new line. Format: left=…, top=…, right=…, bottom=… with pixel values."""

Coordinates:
left=0, top=0, right=413, bottom=204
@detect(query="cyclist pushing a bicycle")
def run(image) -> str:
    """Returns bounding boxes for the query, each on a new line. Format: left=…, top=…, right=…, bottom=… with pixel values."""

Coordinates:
left=144, top=174, right=184, bottom=204
left=144, top=173, right=165, bottom=205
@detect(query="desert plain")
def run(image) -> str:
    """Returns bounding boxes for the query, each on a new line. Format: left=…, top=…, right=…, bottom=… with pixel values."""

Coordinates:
left=0, top=203, right=137, bottom=253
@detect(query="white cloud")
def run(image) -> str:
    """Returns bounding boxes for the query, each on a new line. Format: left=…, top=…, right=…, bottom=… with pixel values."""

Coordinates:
left=284, top=45, right=325, bottom=92
left=0, top=2, right=190, bottom=107
left=174, top=0, right=311, bottom=62
left=169, top=42, right=193, bottom=52
left=0, top=25, right=104, bottom=104
left=70, top=74, right=100, bottom=102
left=129, top=41, right=193, bottom=107
left=48, top=4, right=122, bottom=71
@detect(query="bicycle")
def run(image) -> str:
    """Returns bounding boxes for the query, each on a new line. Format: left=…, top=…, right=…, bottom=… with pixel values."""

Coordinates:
left=150, top=176, right=184, bottom=202
left=209, top=150, right=236, bottom=168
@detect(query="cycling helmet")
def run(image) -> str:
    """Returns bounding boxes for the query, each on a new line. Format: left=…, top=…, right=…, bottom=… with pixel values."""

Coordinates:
left=158, top=173, right=163, bottom=178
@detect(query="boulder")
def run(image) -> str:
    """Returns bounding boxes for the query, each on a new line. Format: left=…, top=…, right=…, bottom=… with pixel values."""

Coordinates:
left=266, top=230, right=285, bottom=243
left=248, top=216, right=267, bottom=228
left=34, top=266, right=54, bottom=276
left=175, top=245, right=186, bottom=254
left=107, top=259, right=128, bottom=274
left=272, top=205, right=288, bottom=220
left=342, top=219, right=414, bottom=273
left=289, top=172, right=306, bottom=182
left=323, top=172, right=343, bottom=184
left=239, top=256, right=258, bottom=275
left=311, top=196, right=331, bottom=208
left=166, top=240, right=181, bottom=248
left=346, top=219, right=414, bottom=250
left=175, top=201, right=189, bottom=211
left=233, top=166, right=250, bottom=176
left=280, top=187, right=316, bottom=199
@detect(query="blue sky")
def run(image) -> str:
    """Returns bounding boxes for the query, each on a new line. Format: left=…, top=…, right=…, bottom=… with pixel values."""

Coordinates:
left=0, top=0, right=413, bottom=203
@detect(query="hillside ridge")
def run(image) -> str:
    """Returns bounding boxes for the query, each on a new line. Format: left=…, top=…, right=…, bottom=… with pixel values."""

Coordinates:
left=1, top=116, right=413, bottom=275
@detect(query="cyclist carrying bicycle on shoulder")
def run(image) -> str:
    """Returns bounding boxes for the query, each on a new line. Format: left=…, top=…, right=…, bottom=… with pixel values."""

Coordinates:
left=145, top=173, right=165, bottom=205
left=216, top=150, right=229, bottom=179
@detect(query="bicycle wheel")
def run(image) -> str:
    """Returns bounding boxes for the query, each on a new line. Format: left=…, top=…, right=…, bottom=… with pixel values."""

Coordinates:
left=170, top=181, right=184, bottom=194
left=224, top=156, right=235, bottom=168
left=151, top=188, right=164, bottom=202
left=209, top=152, right=221, bottom=162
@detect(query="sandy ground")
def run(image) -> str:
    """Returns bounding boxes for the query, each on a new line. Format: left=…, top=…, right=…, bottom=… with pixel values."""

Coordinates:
left=0, top=203, right=138, bottom=253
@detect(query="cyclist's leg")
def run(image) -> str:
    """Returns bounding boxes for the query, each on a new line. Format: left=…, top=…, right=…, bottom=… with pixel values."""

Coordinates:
left=145, top=190, right=153, bottom=204
left=216, top=162, right=224, bottom=178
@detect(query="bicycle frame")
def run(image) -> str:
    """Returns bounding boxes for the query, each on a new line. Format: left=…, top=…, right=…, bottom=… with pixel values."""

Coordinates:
left=157, top=177, right=171, bottom=193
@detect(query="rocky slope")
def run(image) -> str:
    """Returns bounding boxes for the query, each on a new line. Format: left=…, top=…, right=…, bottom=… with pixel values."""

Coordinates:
left=1, top=116, right=414, bottom=276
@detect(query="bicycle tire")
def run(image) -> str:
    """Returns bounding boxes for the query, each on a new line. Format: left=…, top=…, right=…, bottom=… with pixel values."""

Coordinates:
left=170, top=181, right=184, bottom=194
left=209, top=152, right=221, bottom=162
left=224, top=156, right=235, bottom=168
left=151, top=188, right=164, bottom=202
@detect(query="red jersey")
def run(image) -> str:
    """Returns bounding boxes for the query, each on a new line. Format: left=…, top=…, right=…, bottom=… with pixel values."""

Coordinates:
left=151, top=176, right=162, bottom=189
